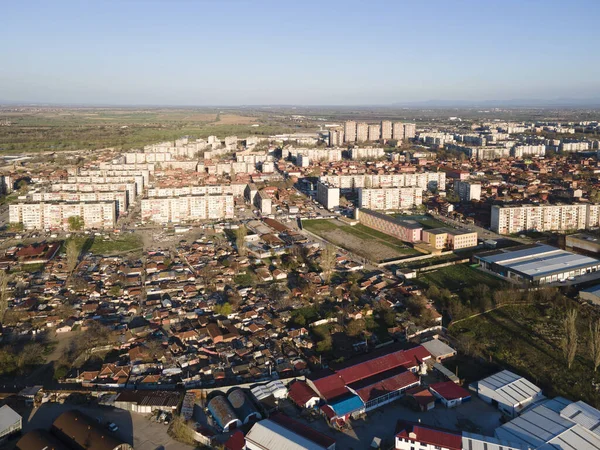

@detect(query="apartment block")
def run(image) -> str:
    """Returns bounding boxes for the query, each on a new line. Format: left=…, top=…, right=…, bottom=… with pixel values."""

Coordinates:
left=316, top=181, right=340, bottom=210
left=69, top=175, right=145, bottom=195
left=358, top=187, right=422, bottom=210
left=141, top=194, right=234, bottom=224
left=255, top=191, right=272, bottom=215
left=454, top=180, right=481, bottom=202
left=9, top=201, right=116, bottom=230
left=368, top=124, right=381, bottom=141
left=349, top=147, right=385, bottom=160
left=329, top=129, right=344, bottom=147
left=422, top=228, right=478, bottom=250
left=319, top=172, right=446, bottom=192
left=491, top=204, right=593, bottom=235
left=51, top=183, right=136, bottom=204
left=511, top=144, right=546, bottom=158
left=289, top=148, right=342, bottom=162
left=344, top=121, right=357, bottom=143
left=29, top=191, right=128, bottom=216
left=392, top=122, right=405, bottom=141
left=356, top=123, right=369, bottom=142
left=381, top=121, right=392, bottom=140
left=403, top=123, right=416, bottom=139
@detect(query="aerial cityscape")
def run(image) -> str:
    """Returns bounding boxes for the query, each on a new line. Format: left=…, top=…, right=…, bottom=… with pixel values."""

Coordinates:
left=2, top=1, right=600, bottom=450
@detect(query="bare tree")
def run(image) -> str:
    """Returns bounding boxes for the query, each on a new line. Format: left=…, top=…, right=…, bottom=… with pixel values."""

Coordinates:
left=66, top=239, right=80, bottom=273
left=590, top=319, right=600, bottom=372
left=320, top=244, right=337, bottom=283
left=235, top=225, right=248, bottom=256
left=563, top=309, right=578, bottom=369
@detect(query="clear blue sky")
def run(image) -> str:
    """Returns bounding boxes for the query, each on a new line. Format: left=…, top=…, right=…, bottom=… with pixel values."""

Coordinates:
left=1, top=0, right=599, bottom=106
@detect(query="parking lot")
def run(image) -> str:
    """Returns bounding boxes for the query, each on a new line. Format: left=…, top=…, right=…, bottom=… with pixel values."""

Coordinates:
left=21, top=402, right=194, bottom=450
left=291, top=395, right=503, bottom=450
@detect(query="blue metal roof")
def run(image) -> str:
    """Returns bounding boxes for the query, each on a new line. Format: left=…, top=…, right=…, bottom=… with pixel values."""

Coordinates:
left=328, top=394, right=364, bottom=416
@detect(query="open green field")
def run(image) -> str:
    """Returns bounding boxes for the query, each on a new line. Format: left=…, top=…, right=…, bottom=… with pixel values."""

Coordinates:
left=0, top=108, right=315, bottom=153
left=418, top=264, right=506, bottom=292
left=68, top=233, right=142, bottom=256
left=303, top=219, right=420, bottom=262
left=450, top=304, right=600, bottom=407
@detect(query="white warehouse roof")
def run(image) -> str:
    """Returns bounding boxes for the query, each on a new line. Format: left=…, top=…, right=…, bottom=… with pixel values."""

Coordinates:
left=478, top=370, right=543, bottom=407
left=0, top=405, right=21, bottom=432
left=245, top=419, right=328, bottom=450
left=479, top=244, right=600, bottom=279
left=495, top=398, right=600, bottom=449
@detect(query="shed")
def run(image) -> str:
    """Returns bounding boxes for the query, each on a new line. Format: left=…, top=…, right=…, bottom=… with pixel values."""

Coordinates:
left=429, top=381, right=471, bottom=408
left=207, top=396, right=241, bottom=432
left=288, top=381, right=321, bottom=409
left=421, top=339, right=457, bottom=362
left=476, top=370, right=544, bottom=418
left=227, top=389, right=262, bottom=424
left=16, top=429, right=70, bottom=450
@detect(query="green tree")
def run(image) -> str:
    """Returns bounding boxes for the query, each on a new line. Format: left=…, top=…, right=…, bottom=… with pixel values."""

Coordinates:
left=68, top=215, right=84, bottom=231
left=235, top=225, right=248, bottom=256
left=590, top=319, right=600, bottom=372
left=319, top=244, right=337, bottom=283
left=0, top=270, right=10, bottom=323
left=346, top=319, right=366, bottom=337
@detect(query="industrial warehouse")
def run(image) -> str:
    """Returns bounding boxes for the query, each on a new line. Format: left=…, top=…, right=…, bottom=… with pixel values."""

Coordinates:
left=475, top=244, right=600, bottom=285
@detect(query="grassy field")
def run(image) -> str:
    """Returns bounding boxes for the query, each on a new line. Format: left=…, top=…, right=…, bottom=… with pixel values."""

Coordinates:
left=418, top=264, right=506, bottom=292
left=303, top=219, right=420, bottom=262
left=450, top=304, right=600, bottom=407
left=68, top=233, right=142, bottom=256
left=0, top=108, right=314, bottom=153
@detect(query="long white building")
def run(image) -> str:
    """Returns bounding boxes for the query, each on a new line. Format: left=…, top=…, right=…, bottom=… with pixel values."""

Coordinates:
left=29, top=191, right=128, bottom=216
left=491, top=204, right=600, bottom=235
left=349, top=147, right=385, bottom=160
left=141, top=194, right=234, bottom=224
left=10, top=201, right=116, bottom=230
left=319, top=172, right=446, bottom=192
left=358, top=187, right=422, bottom=210
left=51, top=182, right=137, bottom=204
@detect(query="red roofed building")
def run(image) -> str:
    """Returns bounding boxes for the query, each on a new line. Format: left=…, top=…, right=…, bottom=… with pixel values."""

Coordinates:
left=288, top=381, right=321, bottom=409
left=395, top=422, right=461, bottom=450
left=429, top=381, right=472, bottom=408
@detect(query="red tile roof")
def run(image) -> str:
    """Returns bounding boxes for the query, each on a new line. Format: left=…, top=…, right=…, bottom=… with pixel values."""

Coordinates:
left=396, top=422, right=461, bottom=450
left=429, top=381, right=471, bottom=401
left=354, top=370, right=419, bottom=403
left=288, top=381, right=319, bottom=407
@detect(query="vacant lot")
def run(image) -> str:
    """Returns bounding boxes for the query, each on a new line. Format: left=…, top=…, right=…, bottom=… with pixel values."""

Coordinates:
left=450, top=303, right=600, bottom=407
left=303, top=219, right=419, bottom=262
left=418, top=264, right=506, bottom=292
left=68, top=233, right=142, bottom=256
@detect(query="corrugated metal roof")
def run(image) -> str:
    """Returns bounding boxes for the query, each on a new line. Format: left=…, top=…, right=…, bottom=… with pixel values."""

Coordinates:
left=245, top=419, right=329, bottom=450
left=561, top=401, right=600, bottom=436
left=462, top=432, right=525, bottom=450
left=478, top=370, right=542, bottom=406
left=479, top=244, right=600, bottom=278
left=495, top=402, right=600, bottom=450
left=0, top=405, right=21, bottom=433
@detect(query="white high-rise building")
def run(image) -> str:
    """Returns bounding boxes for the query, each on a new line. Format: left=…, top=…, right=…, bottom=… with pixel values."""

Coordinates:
left=316, top=181, right=340, bottom=210
left=344, top=121, right=357, bottom=143
left=381, top=121, right=392, bottom=140
left=392, top=122, right=405, bottom=141
left=358, top=187, right=422, bottom=210
left=9, top=201, right=116, bottom=230
left=356, top=123, right=369, bottom=142
left=403, top=123, right=416, bottom=139
left=368, top=124, right=381, bottom=141
left=454, top=180, right=482, bottom=202
left=491, top=204, right=596, bottom=235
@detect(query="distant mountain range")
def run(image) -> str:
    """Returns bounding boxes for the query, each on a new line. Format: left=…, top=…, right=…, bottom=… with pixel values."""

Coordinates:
left=391, top=98, right=600, bottom=108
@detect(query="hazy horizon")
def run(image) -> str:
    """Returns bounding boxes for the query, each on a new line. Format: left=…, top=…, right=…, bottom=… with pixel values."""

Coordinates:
left=2, top=0, right=600, bottom=106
